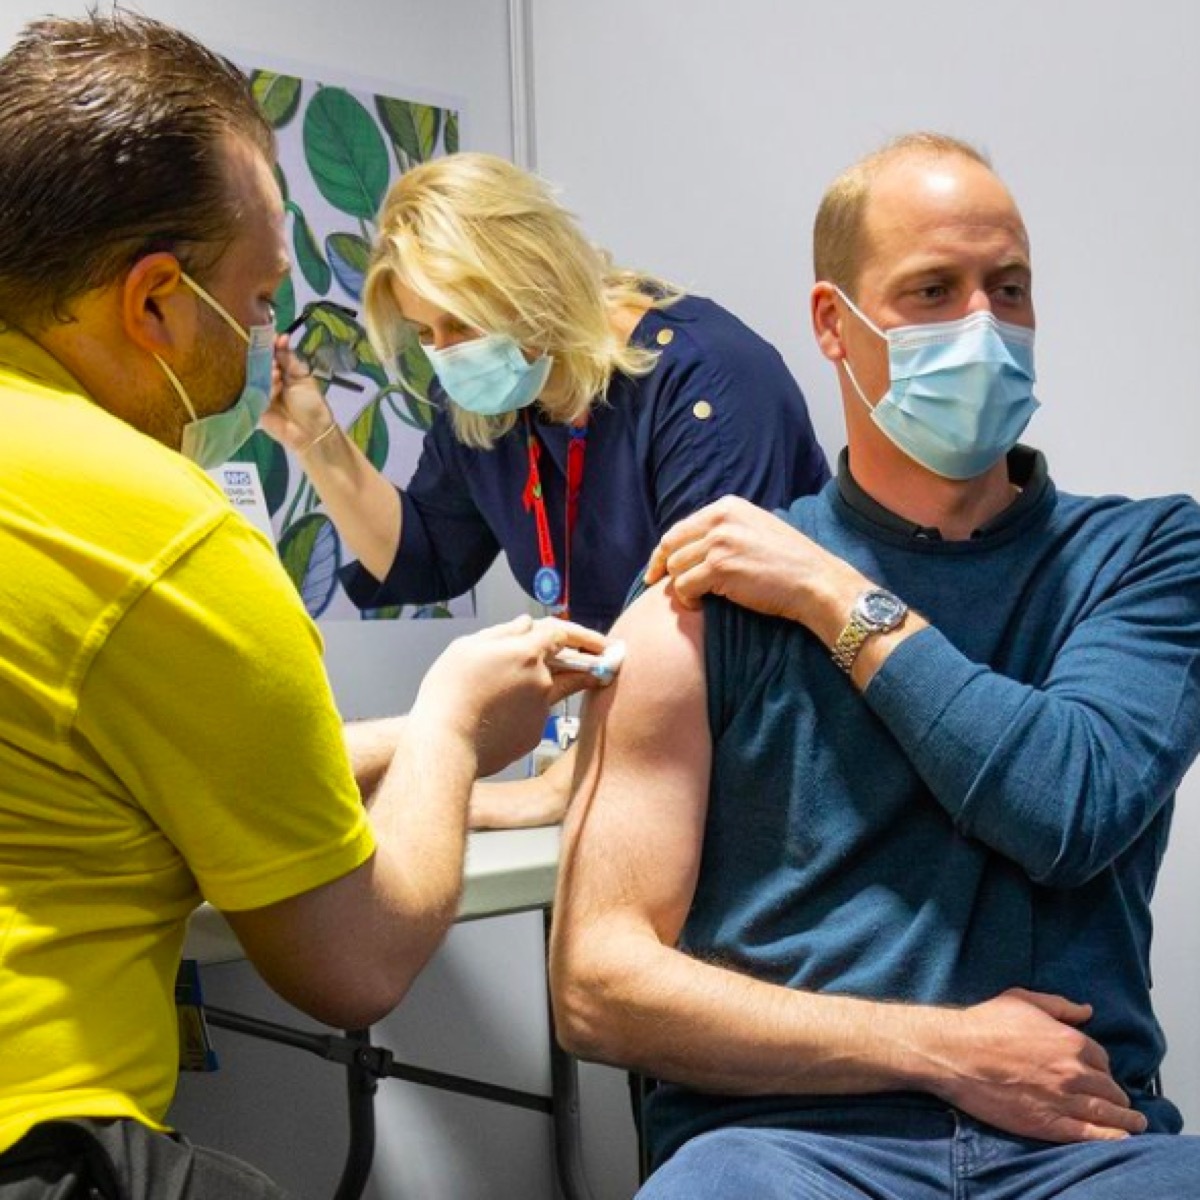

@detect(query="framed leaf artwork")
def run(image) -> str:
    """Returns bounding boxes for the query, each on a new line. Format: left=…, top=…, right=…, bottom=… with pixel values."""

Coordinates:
left=231, top=68, right=468, bottom=622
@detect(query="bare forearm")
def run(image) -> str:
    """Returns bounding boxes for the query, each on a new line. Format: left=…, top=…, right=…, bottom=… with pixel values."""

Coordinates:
left=364, top=719, right=478, bottom=972
left=470, top=744, right=575, bottom=829
left=223, top=722, right=476, bottom=1029
left=554, top=930, right=1146, bottom=1142
left=555, top=932, right=935, bottom=1096
left=299, top=428, right=403, bottom=581
left=343, top=716, right=407, bottom=801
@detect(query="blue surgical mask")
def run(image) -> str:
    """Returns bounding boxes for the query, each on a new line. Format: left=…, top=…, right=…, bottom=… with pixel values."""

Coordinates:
left=835, top=287, right=1039, bottom=480
left=424, top=333, right=552, bottom=417
left=155, top=273, right=275, bottom=470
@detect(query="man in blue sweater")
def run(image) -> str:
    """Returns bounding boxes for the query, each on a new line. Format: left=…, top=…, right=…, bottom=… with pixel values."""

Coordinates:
left=550, top=132, right=1200, bottom=1197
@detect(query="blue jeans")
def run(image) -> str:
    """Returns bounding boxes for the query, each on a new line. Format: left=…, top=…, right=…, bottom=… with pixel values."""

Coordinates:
left=637, top=1107, right=1200, bottom=1199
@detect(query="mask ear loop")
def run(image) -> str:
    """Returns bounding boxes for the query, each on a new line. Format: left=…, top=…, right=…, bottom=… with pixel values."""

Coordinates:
left=180, top=272, right=251, bottom=345
left=150, top=272, right=219, bottom=422
left=840, top=357, right=878, bottom=416
left=829, top=284, right=886, bottom=414
left=153, top=353, right=198, bottom=420
left=832, top=285, right=887, bottom=339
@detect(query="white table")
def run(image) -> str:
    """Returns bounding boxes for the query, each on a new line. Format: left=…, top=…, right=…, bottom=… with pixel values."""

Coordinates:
left=184, top=825, right=563, bottom=963
left=183, top=826, right=592, bottom=1200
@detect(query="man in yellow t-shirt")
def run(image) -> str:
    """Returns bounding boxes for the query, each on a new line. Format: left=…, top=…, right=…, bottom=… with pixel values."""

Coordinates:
left=0, top=13, right=605, bottom=1197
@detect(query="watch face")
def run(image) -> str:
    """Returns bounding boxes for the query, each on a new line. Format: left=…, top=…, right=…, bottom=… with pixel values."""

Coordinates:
left=859, top=588, right=906, bottom=630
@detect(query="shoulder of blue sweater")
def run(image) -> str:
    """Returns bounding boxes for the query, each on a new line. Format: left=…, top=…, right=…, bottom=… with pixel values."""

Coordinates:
left=777, top=484, right=830, bottom=527
left=1054, top=487, right=1200, bottom=525
left=1052, top=490, right=1200, bottom=575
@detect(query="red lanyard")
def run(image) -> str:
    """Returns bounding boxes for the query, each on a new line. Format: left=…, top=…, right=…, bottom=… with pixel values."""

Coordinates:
left=522, top=411, right=588, bottom=617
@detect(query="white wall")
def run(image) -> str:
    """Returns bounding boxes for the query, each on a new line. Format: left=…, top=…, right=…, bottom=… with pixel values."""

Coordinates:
left=530, top=0, right=1200, bottom=1134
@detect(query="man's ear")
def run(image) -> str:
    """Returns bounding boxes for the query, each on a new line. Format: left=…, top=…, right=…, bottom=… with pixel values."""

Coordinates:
left=811, top=281, right=846, bottom=365
left=121, top=253, right=193, bottom=355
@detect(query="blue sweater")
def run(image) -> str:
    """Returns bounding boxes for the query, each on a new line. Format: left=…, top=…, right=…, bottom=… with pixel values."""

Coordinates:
left=341, top=295, right=829, bottom=631
left=646, top=449, right=1200, bottom=1163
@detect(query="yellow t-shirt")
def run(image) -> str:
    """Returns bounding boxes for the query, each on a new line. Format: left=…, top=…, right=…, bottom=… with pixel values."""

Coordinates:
left=0, top=330, right=376, bottom=1152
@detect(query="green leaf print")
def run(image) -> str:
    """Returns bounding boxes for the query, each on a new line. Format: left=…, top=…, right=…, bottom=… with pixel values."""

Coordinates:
left=325, top=231, right=372, bottom=300
left=304, top=87, right=390, bottom=220
left=348, top=396, right=391, bottom=471
left=295, top=304, right=385, bottom=387
left=286, top=201, right=332, bottom=295
left=361, top=604, right=405, bottom=620
left=272, top=273, right=297, bottom=333
left=396, top=340, right=436, bottom=429
left=278, top=512, right=342, bottom=618
left=229, top=430, right=289, bottom=517
left=251, top=71, right=302, bottom=128
left=376, top=96, right=441, bottom=167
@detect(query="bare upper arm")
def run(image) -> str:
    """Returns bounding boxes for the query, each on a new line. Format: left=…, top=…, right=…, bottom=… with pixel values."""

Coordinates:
left=554, top=582, right=711, bottom=957
left=222, top=850, right=411, bottom=1030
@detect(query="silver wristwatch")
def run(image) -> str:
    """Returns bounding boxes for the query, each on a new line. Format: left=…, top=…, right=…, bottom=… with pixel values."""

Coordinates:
left=831, top=587, right=908, bottom=674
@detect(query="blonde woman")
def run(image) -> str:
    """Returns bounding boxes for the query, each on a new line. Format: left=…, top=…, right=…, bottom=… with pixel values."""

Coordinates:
left=266, top=153, right=828, bottom=633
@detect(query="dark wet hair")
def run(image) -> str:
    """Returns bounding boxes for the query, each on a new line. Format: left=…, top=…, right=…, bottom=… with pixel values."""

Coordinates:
left=0, top=8, right=274, bottom=329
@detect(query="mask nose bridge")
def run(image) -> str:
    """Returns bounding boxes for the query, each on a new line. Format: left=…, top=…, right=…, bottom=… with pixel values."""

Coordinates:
left=431, top=327, right=478, bottom=353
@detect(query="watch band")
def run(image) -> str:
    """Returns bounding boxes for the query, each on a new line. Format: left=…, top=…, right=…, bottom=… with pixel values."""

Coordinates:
left=831, top=618, right=874, bottom=674
left=831, top=587, right=908, bottom=675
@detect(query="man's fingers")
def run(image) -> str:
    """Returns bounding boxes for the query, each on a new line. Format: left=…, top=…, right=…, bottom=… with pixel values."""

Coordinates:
left=664, top=567, right=709, bottom=610
left=1030, top=1086, right=1147, bottom=1145
left=1048, top=1097, right=1148, bottom=1143
left=1046, top=1121, right=1130, bottom=1144
left=645, top=537, right=703, bottom=586
left=644, top=545, right=668, bottom=585
left=1075, top=1069, right=1134, bottom=1110
left=1078, top=1037, right=1114, bottom=1077
left=534, top=617, right=606, bottom=655
left=475, top=613, right=535, bottom=640
left=1010, top=988, right=1093, bottom=1026
left=644, top=507, right=725, bottom=584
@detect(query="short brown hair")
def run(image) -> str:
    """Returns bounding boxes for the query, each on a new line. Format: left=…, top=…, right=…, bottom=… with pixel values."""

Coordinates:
left=813, top=132, right=990, bottom=297
left=0, top=9, right=274, bottom=329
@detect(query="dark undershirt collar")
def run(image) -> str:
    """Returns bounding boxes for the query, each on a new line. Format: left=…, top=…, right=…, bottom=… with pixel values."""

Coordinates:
left=835, top=445, right=1048, bottom=543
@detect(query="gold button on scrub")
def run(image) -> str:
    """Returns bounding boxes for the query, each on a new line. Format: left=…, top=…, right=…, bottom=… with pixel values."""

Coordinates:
left=692, top=400, right=713, bottom=420
left=656, top=328, right=675, bottom=346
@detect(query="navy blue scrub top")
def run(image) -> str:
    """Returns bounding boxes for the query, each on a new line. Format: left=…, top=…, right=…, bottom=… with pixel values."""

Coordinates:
left=341, top=294, right=830, bottom=632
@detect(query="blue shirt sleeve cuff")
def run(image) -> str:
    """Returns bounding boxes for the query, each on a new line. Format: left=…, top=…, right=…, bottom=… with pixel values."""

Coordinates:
left=862, top=624, right=985, bottom=820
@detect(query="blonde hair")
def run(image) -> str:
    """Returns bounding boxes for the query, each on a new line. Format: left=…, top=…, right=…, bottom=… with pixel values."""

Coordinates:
left=363, top=153, right=680, bottom=448
left=813, top=132, right=991, bottom=298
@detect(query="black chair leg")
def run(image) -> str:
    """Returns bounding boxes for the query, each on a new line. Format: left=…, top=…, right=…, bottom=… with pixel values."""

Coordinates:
left=628, top=1071, right=657, bottom=1185
left=333, top=1029, right=377, bottom=1200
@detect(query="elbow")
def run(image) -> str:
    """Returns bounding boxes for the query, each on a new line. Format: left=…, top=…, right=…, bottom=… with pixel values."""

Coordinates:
left=1015, top=810, right=1140, bottom=888
left=283, top=955, right=425, bottom=1031
left=278, top=911, right=456, bottom=1031
left=550, top=940, right=647, bottom=1065
left=305, top=993, right=398, bottom=1033
left=552, top=969, right=611, bottom=1062
left=1026, top=842, right=1115, bottom=889
left=1023, top=777, right=1144, bottom=888
left=964, top=736, right=1151, bottom=888
left=1028, top=858, right=1095, bottom=890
